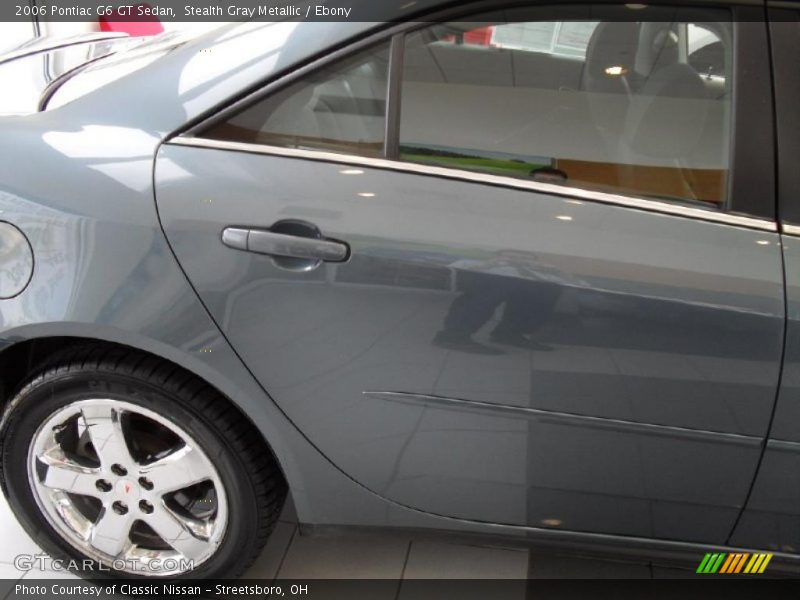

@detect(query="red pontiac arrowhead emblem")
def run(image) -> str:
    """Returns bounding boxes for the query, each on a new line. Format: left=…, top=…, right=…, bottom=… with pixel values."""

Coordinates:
left=124, top=484, right=131, bottom=494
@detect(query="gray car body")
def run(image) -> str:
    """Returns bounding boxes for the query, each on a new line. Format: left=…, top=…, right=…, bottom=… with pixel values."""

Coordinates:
left=0, top=13, right=797, bottom=569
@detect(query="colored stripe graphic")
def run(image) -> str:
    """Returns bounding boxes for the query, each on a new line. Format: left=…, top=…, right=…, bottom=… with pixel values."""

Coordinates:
left=744, top=554, right=759, bottom=573
left=744, top=554, right=763, bottom=574
left=697, top=552, right=773, bottom=574
left=719, top=554, right=736, bottom=573
left=758, top=554, right=772, bottom=573
left=733, top=553, right=749, bottom=573
left=720, top=553, right=736, bottom=574
left=696, top=554, right=713, bottom=573
left=704, top=553, right=725, bottom=573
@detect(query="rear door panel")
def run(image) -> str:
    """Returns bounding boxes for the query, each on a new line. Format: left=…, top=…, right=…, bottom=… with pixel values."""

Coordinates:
left=155, top=144, right=783, bottom=542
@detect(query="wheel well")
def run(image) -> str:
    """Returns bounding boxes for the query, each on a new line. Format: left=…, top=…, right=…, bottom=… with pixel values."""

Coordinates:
left=0, top=336, right=79, bottom=403
left=0, top=336, right=286, bottom=485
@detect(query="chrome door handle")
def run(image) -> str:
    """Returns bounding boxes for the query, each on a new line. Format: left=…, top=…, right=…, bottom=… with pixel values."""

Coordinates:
left=222, top=227, right=349, bottom=262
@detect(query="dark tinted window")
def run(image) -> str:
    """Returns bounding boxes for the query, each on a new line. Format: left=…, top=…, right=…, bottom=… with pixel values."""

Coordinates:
left=204, top=42, right=391, bottom=158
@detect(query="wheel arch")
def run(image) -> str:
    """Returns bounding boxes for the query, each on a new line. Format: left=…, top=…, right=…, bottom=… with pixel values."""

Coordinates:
left=0, top=323, right=430, bottom=533
left=0, top=328, right=292, bottom=496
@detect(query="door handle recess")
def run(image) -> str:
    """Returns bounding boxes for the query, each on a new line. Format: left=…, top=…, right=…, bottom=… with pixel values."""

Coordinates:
left=222, top=227, right=349, bottom=262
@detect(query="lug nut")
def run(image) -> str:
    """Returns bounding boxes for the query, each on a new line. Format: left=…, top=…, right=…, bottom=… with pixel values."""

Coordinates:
left=139, top=500, right=154, bottom=514
left=111, top=464, right=127, bottom=476
left=138, top=476, right=153, bottom=491
left=112, top=501, right=128, bottom=515
left=95, top=479, right=112, bottom=493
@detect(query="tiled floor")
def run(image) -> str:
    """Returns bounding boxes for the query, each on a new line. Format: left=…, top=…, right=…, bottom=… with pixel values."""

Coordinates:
left=0, top=493, right=697, bottom=584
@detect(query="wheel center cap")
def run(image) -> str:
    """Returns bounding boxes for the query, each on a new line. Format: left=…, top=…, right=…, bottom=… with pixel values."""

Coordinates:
left=114, top=478, right=139, bottom=500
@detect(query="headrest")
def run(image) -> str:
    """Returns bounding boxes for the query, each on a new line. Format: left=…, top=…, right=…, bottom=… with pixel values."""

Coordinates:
left=624, top=63, right=710, bottom=158
left=635, top=23, right=680, bottom=75
left=582, top=22, right=640, bottom=94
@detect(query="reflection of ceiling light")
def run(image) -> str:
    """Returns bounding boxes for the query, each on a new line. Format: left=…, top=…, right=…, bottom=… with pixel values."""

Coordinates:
left=358, top=192, right=376, bottom=198
left=556, top=215, right=573, bottom=221
left=757, top=240, right=770, bottom=246
left=604, top=65, right=628, bottom=76
left=565, top=200, right=584, bottom=205
left=626, top=3, right=648, bottom=9
left=340, top=169, right=364, bottom=175
left=541, top=518, right=563, bottom=527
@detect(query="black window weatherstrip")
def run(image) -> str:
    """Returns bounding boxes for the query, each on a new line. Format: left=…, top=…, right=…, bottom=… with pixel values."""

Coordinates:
left=768, top=3, right=800, bottom=226
left=728, top=11, right=777, bottom=220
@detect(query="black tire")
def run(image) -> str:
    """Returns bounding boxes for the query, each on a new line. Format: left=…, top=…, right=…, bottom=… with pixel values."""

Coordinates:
left=0, top=344, right=287, bottom=579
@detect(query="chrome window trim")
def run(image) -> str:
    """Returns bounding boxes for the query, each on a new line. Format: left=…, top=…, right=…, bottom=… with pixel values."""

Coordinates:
left=168, top=136, right=777, bottom=233
left=782, top=224, right=800, bottom=237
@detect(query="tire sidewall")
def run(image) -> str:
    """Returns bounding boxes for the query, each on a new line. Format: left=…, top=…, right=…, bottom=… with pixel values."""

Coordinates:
left=1, top=369, right=260, bottom=579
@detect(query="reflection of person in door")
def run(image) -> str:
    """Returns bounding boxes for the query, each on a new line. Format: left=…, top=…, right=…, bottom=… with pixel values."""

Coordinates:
left=433, top=251, right=562, bottom=355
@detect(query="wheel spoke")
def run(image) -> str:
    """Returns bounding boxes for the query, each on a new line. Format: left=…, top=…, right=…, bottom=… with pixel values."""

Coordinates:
left=39, top=448, right=100, bottom=497
left=80, top=405, right=134, bottom=469
left=29, top=398, right=227, bottom=574
left=147, top=504, right=211, bottom=560
left=139, top=445, right=212, bottom=494
left=90, top=507, right=134, bottom=557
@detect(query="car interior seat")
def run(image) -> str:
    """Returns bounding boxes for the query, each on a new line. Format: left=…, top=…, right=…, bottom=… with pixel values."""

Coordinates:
left=557, top=21, right=642, bottom=190
left=617, top=23, right=717, bottom=202
left=581, top=21, right=642, bottom=95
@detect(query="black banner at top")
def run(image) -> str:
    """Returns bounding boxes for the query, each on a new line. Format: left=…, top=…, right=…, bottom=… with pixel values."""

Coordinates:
left=3, top=0, right=795, bottom=23
left=5, top=0, right=437, bottom=22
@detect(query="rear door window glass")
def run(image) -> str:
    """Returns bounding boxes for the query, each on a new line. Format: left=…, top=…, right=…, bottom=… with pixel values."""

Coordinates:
left=399, top=8, right=733, bottom=205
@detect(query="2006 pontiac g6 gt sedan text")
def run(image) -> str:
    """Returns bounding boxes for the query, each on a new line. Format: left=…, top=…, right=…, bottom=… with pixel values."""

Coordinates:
left=1, top=0, right=800, bottom=579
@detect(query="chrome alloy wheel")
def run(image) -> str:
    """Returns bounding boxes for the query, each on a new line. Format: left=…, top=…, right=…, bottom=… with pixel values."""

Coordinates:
left=27, top=399, right=228, bottom=576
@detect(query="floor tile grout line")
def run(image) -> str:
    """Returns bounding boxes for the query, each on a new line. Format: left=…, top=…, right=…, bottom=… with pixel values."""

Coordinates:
left=1, top=579, right=23, bottom=600
left=272, top=525, right=298, bottom=581
left=394, top=540, right=413, bottom=600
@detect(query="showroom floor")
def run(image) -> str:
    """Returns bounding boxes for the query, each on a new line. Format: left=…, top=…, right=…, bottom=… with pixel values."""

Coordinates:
left=0, top=494, right=701, bottom=584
